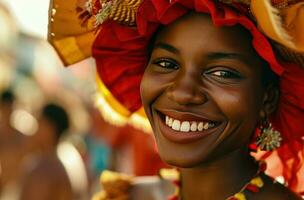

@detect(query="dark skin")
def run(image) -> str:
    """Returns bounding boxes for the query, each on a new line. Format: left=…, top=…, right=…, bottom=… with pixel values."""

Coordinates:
left=140, top=13, right=301, bottom=199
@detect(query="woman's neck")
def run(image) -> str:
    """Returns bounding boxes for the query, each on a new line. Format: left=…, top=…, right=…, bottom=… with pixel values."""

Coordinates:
left=180, top=148, right=258, bottom=200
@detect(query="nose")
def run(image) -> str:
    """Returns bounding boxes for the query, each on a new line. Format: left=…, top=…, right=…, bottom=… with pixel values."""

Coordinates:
left=166, top=75, right=207, bottom=105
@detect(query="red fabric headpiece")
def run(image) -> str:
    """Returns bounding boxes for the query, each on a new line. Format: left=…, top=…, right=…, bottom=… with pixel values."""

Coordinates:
left=92, top=0, right=304, bottom=193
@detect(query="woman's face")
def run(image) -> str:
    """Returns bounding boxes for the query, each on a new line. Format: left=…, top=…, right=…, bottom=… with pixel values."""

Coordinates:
left=140, top=13, right=268, bottom=167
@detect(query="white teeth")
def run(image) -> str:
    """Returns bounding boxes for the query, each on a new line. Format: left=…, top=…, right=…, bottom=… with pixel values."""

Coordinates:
left=180, top=121, right=190, bottom=132
left=172, top=120, right=181, bottom=131
left=190, top=122, right=197, bottom=132
left=203, top=123, right=209, bottom=130
left=198, top=122, right=204, bottom=131
left=164, top=115, right=216, bottom=132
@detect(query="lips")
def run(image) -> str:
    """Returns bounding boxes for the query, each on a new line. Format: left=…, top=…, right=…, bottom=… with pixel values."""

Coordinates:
left=155, top=109, right=223, bottom=144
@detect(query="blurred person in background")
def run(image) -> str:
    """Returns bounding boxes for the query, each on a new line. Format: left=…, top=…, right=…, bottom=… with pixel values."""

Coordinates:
left=0, top=2, right=90, bottom=199
left=0, top=89, right=29, bottom=199
left=85, top=107, right=112, bottom=176
left=19, top=103, right=73, bottom=200
left=86, top=106, right=166, bottom=176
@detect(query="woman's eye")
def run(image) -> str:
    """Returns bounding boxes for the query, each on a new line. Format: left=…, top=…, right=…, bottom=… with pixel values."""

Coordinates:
left=209, top=70, right=241, bottom=79
left=153, top=59, right=178, bottom=69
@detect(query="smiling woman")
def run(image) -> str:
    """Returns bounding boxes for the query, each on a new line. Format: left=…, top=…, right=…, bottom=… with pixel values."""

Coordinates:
left=140, top=13, right=286, bottom=199
left=48, top=0, right=304, bottom=199
left=141, top=12, right=270, bottom=166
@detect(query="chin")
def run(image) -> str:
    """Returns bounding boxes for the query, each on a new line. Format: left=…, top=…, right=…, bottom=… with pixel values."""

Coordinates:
left=165, top=159, right=202, bottom=168
left=157, top=143, right=214, bottom=168
left=160, top=155, right=210, bottom=168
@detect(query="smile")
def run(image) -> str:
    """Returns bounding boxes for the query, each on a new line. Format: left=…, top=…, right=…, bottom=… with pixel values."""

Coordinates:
left=165, top=116, right=216, bottom=132
left=156, top=109, right=223, bottom=144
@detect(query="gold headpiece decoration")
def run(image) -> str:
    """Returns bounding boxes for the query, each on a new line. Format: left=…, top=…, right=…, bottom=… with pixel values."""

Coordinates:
left=84, top=0, right=142, bottom=27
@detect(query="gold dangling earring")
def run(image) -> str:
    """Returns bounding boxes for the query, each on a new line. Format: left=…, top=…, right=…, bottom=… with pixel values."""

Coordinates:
left=256, top=119, right=282, bottom=151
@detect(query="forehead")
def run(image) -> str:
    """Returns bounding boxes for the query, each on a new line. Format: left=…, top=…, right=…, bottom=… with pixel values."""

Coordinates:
left=154, top=13, right=258, bottom=58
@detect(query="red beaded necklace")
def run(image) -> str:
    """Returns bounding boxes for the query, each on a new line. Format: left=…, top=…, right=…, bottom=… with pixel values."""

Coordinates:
left=160, top=162, right=267, bottom=200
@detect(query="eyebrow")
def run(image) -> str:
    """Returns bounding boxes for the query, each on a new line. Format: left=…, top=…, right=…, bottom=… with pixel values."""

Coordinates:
left=206, top=52, right=248, bottom=64
left=153, top=42, right=180, bottom=54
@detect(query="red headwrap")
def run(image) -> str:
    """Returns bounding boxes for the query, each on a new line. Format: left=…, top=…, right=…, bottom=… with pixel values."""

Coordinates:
left=92, top=0, right=304, bottom=193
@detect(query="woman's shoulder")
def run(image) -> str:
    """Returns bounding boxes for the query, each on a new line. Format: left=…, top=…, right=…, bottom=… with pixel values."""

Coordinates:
left=252, top=175, right=303, bottom=200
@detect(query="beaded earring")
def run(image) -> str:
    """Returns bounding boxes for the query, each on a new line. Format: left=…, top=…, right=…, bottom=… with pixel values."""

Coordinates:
left=256, top=120, right=282, bottom=151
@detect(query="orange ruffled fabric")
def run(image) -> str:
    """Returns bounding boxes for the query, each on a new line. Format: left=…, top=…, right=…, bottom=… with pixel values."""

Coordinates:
left=252, top=0, right=304, bottom=53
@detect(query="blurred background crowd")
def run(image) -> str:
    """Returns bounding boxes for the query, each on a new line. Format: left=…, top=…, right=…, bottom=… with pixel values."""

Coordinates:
left=0, top=0, right=167, bottom=199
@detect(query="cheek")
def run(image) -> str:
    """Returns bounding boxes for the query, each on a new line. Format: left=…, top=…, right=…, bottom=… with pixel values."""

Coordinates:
left=140, top=73, right=152, bottom=107
left=140, top=69, right=170, bottom=112
left=140, top=71, right=159, bottom=121
left=140, top=72, right=153, bottom=113
left=211, top=84, right=263, bottom=124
